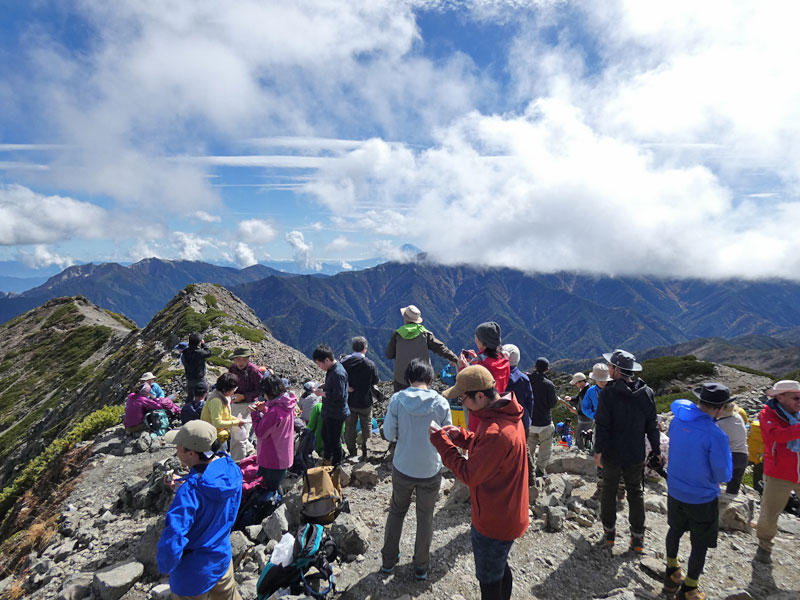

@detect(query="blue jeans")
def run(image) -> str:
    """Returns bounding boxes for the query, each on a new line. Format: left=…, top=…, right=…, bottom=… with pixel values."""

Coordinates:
left=470, top=525, right=514, bottom=583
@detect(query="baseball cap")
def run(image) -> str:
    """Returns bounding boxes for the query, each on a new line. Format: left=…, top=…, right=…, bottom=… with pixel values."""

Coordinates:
left=442, top=365, right=496, bottom=400
left=164, top=420, right=217, bottom=458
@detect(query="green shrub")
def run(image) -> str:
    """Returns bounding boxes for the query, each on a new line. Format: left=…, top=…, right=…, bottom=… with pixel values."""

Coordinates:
left=641, top=355, right=715, bottom=392
left=176, top=308, right=229, bottom=339
left=220, top=324, right=266, bottom=343
left=207, top=355, right=231, bottom=367
left=43, top=303, right=83, bottom=328
left=204, top=294, right=218, bottom=308
left=724, top=364, right=775, bottom=379
left=104, top=309, right=138, bottom=330
left=654, top=392, right=690, bottom=414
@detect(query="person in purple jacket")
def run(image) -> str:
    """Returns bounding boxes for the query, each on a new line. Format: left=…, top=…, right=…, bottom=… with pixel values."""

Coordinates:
left=251, top=374, right=297, bottom=492
left=124, top=382, right=173, bottom=432
left=228, top=347, right=262, bottom=454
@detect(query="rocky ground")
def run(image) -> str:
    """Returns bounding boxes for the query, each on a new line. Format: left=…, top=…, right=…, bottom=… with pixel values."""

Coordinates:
left=4, top=420, right=800, bottom=600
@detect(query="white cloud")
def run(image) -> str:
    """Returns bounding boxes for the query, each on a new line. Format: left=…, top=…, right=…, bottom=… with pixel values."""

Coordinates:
left=234, top=242, right=258, bottom=267
left=285, top=230, right=321, bottom=272
left=325, top=236, right=353, bottom=253
left=127, top=239, right=160, bottom=262
left=0, top=184, right=108, bottom=245
left=308, top=222, right=325, bottom=231
left=340, top=261, right=353, bottom=270
left=17, top=245, right=75, bottom=269
left=193, top=210, right=221, bottom=223
left=173, top=232, right=213, bottom=261
left=238, top=219, right=278, bottom=244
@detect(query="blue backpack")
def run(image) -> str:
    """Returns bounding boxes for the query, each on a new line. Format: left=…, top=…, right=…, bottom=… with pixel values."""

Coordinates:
left=145, top=409, right=170, bottom=437
left=256, top=523, right=338, bottom=599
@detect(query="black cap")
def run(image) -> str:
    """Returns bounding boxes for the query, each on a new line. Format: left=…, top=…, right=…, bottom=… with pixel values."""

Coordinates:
left=692, top=382, right=732, bottom=405
left=193, top=380, right=209, bottom=395
left=534, top=357, right=550, bottom=372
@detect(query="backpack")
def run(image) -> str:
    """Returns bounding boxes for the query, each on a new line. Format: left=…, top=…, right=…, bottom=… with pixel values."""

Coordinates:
left=301, top=466, right=346, bottom=525
left=256, top=523, right=338, bottom=599
left=290, top=428, right=317, bottom=476
left=235, top=486, right=282, bottom=531
left=145, top=410, right=170, bottom=437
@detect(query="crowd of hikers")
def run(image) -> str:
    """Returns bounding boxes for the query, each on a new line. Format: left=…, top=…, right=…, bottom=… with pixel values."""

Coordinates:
left=121, top=304, right=800, bottom=600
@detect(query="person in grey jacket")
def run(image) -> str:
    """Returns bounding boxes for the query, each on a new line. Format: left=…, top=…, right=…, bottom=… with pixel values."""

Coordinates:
left=380, top=358, right=452, bottom=581
left=385, top=305, right=458, bottom=393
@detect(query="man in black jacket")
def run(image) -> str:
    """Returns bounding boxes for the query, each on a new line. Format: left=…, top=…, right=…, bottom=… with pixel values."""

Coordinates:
left=182, top=332, right=212, bottom=404
left=594, top=348, right=661, bottom=553
left=528, top=357, right=557, bottom=478
left=342, top=336, right=379, bottom=460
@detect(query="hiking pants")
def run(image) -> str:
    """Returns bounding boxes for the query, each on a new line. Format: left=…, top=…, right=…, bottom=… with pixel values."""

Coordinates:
left=576, top=416, right=593, bottom=451
left=345, top=405, right=372, bottom=457
left=381, top=466, right=442, bottom=570
left=471, top=525, right=514, bottom=600
left=600, top=460, right=645, bottom=535
left=527, top=424, right=554, bottom=474
left=726, top=452, right=748, bottom=495
left=321, top=415, right=346, bottom=466
left=757, top=474, right=800, bottom=551
left=171, top=560, right=241, bottom=600
left=186, top=377, right=205, bottom=404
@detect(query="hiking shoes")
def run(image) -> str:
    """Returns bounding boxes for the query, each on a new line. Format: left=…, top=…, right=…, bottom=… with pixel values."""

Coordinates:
left=414, top=566, right=428, bottom=581
left=754, top=546, right=772, bottom=564
left=676, top=586, right=706, bottom=600
left=602, top=528, right=616, bottom=548
left=662, top=567, right=684, bottom=595
left=380, top=554, right=400, bottom=575
left=629, top=534, right=644, bottom=554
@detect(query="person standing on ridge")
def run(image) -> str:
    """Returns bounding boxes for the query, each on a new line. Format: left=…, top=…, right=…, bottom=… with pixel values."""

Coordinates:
left=527, top=357, right=557, bottom=478
left=182, top=332, right=212, bottom=404
left=563, top=372, right=592, bottom=450
left=754, top=379, right=800, bottom=564
left=594, top=348, right=661, bottom=553
left=312, top=344, right=350, bottom=467
left=502, top=344, right=534, bottom=434
left=386, top=305, right=458, bottom=394
left=662, top=383, right=732, bottom=600
left=342, top=336, right=380, bottom=461
left=458, top=322, right=510, bottom=432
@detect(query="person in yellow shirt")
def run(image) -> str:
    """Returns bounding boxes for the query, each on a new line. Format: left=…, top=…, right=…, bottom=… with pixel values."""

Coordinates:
left=201, top=372, right=245, bottom=446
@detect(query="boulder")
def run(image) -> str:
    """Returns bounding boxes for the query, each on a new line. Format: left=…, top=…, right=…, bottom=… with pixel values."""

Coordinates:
left=329, top=513, right=370, bottom=557
left=777, top=513, right=800, bottom=535
left=238, top=576, right=258, bottom=600
left=338, top=466, right=351, bottom=488
left=639, top=557, right=664, bottom=581
left=245, top=524, right=264, bottom=544
left=230, top=530, right=252, bottom=570
left=547, top=506, right=567, bottom=531
left=545, top=474, right=568, bottom=500
left=644, top=494, right=667, bottom=515
left=350, top=463, right=378, bottom=487
left=92, top=560, right=144, bottom=600
left=262, top=504, right=290, bottom=542
left=135, top=433, right=152, bottom=453
left=150, top=583, right=172, bottom=600
left=546, top=453, right=596, bottom=477
left=57, top=573, right=93, bottom=600
left=444, top=479, right=470, bottom=509
left=135, top=520, right=165, bottom=577
left=719, top=497, right=754, bottom=533
left=281, top=489, right=303, bottom=528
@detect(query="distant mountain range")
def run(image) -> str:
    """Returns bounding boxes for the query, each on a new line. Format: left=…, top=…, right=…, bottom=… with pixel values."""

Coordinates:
left=3, top=257, right=800, bottom=379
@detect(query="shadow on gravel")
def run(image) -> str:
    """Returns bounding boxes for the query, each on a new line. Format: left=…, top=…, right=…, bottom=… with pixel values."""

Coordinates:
left=339, top=529, right=472, bottom=599
left=746, top=557, right=800, bottom=599
left=530, top=543, right=657, bottom=600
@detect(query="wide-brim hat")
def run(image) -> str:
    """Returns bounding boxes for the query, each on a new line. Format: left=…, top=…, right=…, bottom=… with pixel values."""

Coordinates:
left=139, top=371, right=156, bottom=381
left=164, top=420, right=217, bottom=458
left=692, top=382, right=732, bottom=405
left=442, top=365, right=495, bottom=400
left=401, top=305, right=423, bottom=323
left=767, top=380, right=800, bottom=397
left=589, top=363, right=612, bottom=382
left=232, top=347, right=252, bottom=358
left=569, top=372, right=587, bottom=385
left=603, top=349, right=642, bottom=372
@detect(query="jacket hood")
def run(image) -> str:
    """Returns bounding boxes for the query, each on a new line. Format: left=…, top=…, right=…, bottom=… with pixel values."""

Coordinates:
left=396, top=387, right=446, bottom=417
left=473, top=392, right=523, bottom=423
left=610, top=377, right=651, bottom=398
left=396, top=323, right=427, bottom=340
left=671, top=398, right=708, bottom=422
left=193, top=454, right=241, bottom=500
left=267, top=391, right=297, bottom=412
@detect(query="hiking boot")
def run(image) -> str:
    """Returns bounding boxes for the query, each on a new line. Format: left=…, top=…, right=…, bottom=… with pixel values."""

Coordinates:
left=662, top=567, right=684, bottom=595
left=602, top=528, right=616, bottom=548
left=414, top=566, right=428, bottom=581
left=676, top=585, right=705, bottom=600
left=754, top=546, right=772, bottom=564
left=629, top=534, right=644, bottom=554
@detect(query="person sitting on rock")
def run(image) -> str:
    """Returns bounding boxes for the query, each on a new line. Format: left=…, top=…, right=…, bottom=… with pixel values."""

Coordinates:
left=140, top=371, right=166, bottom=399
left=158, top=419, right=242, bottom=599
left=181, top=381, right=209, bottom=425
left=381, top=358, right=452, bottom=581
left=755, top=379, right=800, bottom=564
left=663, top=384, right=733, bottom=600
left=124, top=382, right=176, bottom=433
left=201, top=372, right=246, bottom=452
left=251, top=374, right=297, bottom=492
left=298, top=381, right=321, bottom=423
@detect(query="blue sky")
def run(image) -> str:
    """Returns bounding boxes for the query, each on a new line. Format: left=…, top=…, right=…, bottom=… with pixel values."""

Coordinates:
left=1, top=1, right=800, bottom=278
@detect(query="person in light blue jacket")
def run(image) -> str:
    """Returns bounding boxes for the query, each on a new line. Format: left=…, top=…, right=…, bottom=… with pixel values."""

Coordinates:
left=380, top=358, right=452, bottom=581
left=157, top=420, right=243, bottom=599
left=662, top=384, right=733, bottom=600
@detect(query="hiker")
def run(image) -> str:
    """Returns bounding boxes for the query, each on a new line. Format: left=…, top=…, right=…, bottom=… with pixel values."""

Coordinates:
left=181, top=381, right=209, bottom=424
left=251, top=374, right=297, bottom=492
left=312, top=344, right=350, bottom=467
left=298, top=381, right=321, bottom=423
left=748, top=419, right=765, bottom=494
left=715, top=399, right=748, bottom=501
left=201, top=372, right=247, bottom=456
left=182, top=332, right=212, bottom=404
left=228, top=347, right=262, bottom=451
left=140, top=371, right=165, bottom=399
left=124, top=382, right=176, bottom=433
left=458, top=321, right=510, bottom=432
left=385, top=304, right=458, bottom=394
left=662, top=384, right=733, bottom=600
left=527, top=357, right=558, bottom=478
left=157, top=420, right=243, bottom=600
left=755, top=379, right=800, bottom=564
left=564, top=372, right=594, bottom=450
left=381, top=358, right=452, bottom=581
left=429, top=365, right=528, bottom=600
left=594, top=348, right=661, bottom=552
left=342, top=336, right=380, bottom=460
left=502, top=344, right=533, bottom=433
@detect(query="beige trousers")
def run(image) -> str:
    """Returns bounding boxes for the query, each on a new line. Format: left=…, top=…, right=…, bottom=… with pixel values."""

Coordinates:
left=756, top=474, right=800, bottom=551
left=172, top=560, right=241, bottom=600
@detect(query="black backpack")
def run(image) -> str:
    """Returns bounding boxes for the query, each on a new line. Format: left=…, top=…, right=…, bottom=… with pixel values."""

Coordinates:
left=234, top=487, right=282, bottom=531
left=289, top=428, right=317, bottom=476
left=256, top=523, right=338, bottom=599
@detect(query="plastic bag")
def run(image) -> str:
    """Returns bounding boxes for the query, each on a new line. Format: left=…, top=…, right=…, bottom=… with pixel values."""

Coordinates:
left=231, top=425, right=249, bottom=442
left=272, top=532, right=295, bottom=567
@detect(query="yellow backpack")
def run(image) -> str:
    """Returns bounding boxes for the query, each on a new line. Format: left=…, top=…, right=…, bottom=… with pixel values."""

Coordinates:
left=748, top=420, right=764, bottom=464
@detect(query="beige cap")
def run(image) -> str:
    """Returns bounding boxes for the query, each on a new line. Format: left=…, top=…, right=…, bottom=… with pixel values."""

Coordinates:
left=589, top=363, right=612, bottom=382
left=139, top=372, right=156, bottom=381
left=401, top=305, right=423, bottom=323
left=164, top=420, right=217, bottom=457
left=569, top=372, right=587, bottom=385
left=443, top=365, right=496, bottom=399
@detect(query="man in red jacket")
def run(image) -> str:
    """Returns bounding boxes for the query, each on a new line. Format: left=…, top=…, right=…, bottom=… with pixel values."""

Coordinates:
left=429, top=365, right=528, bottom=600
left=755, top=379, right=800, bottom=563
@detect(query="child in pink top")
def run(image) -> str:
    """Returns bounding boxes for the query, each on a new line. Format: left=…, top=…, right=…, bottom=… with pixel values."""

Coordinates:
left=251, top=374, right=297, bottom=491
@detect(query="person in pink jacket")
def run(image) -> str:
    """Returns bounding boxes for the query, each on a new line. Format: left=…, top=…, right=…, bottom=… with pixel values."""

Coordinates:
left=251, top=374, right=297, bottom=492
left=125, top=383, right=173, bottom=432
